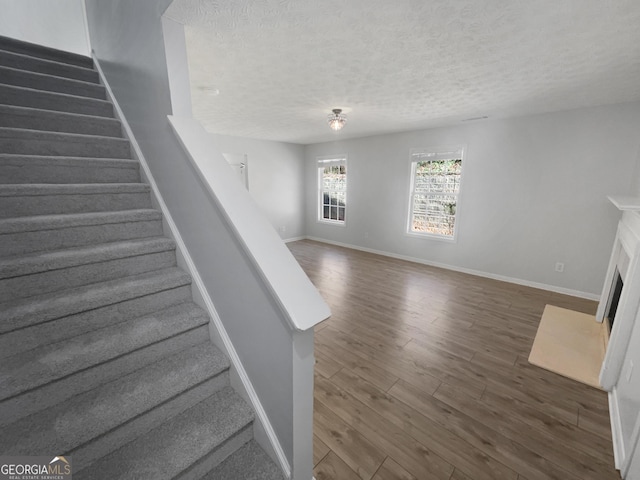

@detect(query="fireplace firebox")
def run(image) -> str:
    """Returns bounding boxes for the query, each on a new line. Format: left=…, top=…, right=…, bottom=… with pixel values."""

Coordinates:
left=604, top=268, right=624, bottom=332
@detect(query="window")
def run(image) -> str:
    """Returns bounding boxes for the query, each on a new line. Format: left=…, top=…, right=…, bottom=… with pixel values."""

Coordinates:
left=407, top=147, right=463, bottom=239
left=318, top=156, right=347, bottom=224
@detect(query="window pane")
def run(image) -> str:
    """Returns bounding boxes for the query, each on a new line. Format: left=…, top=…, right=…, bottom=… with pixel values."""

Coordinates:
left=409, top=152, right=462, bottom=238
left=318, top=158, right=347, bottom=223
left=412, top=194, right=456, bottom=236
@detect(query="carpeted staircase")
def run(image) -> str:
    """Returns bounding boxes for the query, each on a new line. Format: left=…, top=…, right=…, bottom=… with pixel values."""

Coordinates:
left=0, top=35, right=283, bottom=480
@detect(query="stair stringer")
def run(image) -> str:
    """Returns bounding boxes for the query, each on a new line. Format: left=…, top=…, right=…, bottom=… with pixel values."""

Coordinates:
left=92, top=55, right=291, bottom=479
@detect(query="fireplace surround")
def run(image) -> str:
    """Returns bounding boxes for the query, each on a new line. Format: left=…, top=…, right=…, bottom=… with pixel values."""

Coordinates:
left=597, top=196, right=640, bottom=476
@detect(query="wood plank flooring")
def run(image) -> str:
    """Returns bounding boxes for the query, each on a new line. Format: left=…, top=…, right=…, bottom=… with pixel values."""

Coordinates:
left=287, top=239, right=619, bottom=480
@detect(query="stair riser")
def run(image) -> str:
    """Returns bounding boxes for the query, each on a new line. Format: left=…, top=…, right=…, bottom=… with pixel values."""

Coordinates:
left=175, top=426, right=254, bottom=480
left=0, top=325, right=209, bottom=425
left=0, top=191, right=152, bottom=218
left=0, top=216, right=161, bottom=258
left=0, top=305, right=209, bottom=402
left=2, top=342, right=231, bottom=461
left=0, top=250, right=176, bottom=303
left=2, top=269, right=191, bottom=334
left=0, top=85, right=113, bottom=117
left=0, top=161, right=139, bottom=184
left=0, top=50, right=99, bottom=83
left=0, top=109, right=123, bottom=137
left=0, top=135, right=130, bottom=158
left=74, top=388, right=255, bottom=480
left=73, top=372, right=230, bottom=471
left=0, top=67, right=106, bottom=100
left=0, top=285, right=192, bottom=359
left=0, top=37, right=93, bottom=69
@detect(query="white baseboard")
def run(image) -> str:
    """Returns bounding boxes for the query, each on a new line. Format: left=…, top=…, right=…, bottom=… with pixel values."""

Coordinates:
left=303, top=236, right=599, bottom=301
left=93, top=56, right=291, bottom=479
left=284, top=235, right=306, bottom=243
left=609, top=389, right=625, bottom=470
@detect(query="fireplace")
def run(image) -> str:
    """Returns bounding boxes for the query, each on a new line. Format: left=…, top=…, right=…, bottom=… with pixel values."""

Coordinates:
left=597, top=196, right=640, bottom=476
left=604, top=268, right=624, bottom=332
left=598, top=203, right=637, bottom=389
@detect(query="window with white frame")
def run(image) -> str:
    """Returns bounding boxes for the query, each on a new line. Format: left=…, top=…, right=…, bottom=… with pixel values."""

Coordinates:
left=317, top=156, right=347, bottom=224
left=407, top=147, right=464, bottom=239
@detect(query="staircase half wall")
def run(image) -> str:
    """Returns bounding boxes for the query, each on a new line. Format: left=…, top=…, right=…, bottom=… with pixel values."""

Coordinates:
left=83, top=1, right=331, bottom=479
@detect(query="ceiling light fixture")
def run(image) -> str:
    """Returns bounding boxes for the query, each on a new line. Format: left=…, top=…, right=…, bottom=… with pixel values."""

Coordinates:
left=328, top=108, right=347, bottom=131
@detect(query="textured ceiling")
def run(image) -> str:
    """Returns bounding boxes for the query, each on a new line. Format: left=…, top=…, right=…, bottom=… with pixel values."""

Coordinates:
left=164, top=0, right=640, bottom=145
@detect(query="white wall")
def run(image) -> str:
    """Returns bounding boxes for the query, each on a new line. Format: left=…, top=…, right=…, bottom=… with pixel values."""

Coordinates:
left=0, top=0, right=90, bottom=55
left=305, top=102, right=640, bottom=297
left=211, top=134, right=306, bottom=240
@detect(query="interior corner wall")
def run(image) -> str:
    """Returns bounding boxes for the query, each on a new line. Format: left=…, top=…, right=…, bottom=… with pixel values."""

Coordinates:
left=0, top=0, right=90, bottom=55
left=83, top=0, right=296, bottom=465
left=210, top=134, right=306, bottom=240
left=304, top=102, right=640, bottom=296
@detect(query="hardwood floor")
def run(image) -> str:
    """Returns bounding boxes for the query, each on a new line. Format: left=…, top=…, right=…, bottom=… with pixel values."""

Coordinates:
left=287, top=239, right=619, bottom=480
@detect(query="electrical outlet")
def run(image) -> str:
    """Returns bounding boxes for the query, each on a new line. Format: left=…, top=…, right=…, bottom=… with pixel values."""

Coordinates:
left=555, top=262, right=565, bottom=273
left=280, top=225, right=286, bottom=233
left=626, top=360, right=634, bottom=382
left=364, top=232, right=369, bottom=239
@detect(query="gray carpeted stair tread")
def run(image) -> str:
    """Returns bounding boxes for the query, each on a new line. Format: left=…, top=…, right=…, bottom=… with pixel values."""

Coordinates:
left=0, top=182, right=151, bottom=218
left=0, top=153, right=135, bottom=168
left=0, top=105, right=123, bottom=137
left=0, top=237, right=177, bottom=302
left=0, top=65, right=106, bottom=99
left=0, top=325, right=210, bottom=427
left=76, top=387, right=254, bottom=480
left=0, top=35, right=93, bottom=69
left=0, top=267, right=191, bottom=334
left=0, top=83, right=113, bottom=117
left=0, top=182, right=148, bottom=196
left=0, top=237, right=175, bottom=279
left=0, top=209, right=162, bottom=257
left=1, top=342, right=230, bottom=467
left=0, top=302, right=210, bottom=402
left=0, top=209, right=157, bottom=235
left=0, top=49, right=99, bottom=83
left=201, top=439, right=285, bottom=480
left=0, top=283, right=192, bottom=360
left=0, top=154, right=138, bottom=184
left=0, top=155, right=136, bottom=169
left=0, top=127, right=130, bottom=158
